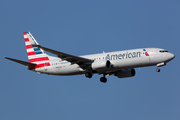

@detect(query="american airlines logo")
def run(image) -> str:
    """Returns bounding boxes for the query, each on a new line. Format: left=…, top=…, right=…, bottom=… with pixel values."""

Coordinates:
left=105, top=51, right=141, bottom=60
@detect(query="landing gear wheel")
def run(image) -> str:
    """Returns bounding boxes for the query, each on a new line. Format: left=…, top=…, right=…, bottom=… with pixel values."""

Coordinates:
left=100, top=77, right=107, bottom=83
left=85, top=72, right=92, bottom=78
left=156, top=68, right=160, bottom=72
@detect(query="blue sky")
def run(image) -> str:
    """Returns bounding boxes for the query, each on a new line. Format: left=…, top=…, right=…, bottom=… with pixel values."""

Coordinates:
left=1, top=0, right=180, bottom=120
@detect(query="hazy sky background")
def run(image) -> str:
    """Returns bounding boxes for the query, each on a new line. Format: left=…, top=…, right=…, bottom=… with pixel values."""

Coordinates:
left=1, top=0, right=180, bottom=120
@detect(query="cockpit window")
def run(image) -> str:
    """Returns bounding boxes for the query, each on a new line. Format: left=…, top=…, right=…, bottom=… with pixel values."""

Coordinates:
left=159, top=50, right=168, bottom=53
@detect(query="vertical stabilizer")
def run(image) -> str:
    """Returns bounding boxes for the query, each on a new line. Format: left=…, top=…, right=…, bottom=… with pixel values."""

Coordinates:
left=23, top=31, right=51, bottom=70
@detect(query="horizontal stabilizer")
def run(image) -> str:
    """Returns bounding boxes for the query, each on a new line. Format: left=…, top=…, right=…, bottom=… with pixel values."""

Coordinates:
left=4, top=57, right=36, bottom=66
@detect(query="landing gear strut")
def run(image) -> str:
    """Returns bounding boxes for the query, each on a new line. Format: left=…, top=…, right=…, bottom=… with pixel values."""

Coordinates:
left=100, top=74, right=107, bottom=83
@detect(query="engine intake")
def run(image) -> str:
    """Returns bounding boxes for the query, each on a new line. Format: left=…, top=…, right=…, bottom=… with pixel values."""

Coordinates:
left=114, top=69, right=135, bottom=78
left=91, top=60, right=111, bottom=71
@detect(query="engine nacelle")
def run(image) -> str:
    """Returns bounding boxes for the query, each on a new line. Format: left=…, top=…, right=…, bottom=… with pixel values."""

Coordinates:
left=91, top=60, right=111, bottom=71
left=114, top=69, right=136, bottom=78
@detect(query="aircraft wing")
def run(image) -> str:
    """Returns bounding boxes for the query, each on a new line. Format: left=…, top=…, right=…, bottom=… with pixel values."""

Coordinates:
left=33, top=45, right=93, bottom=68
left=4, top=57, right=36, bottom=66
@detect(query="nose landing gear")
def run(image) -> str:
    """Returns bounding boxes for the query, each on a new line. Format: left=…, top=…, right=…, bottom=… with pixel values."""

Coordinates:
left=156, top=62, right=166, bottom=72
left=156, top=68, right=160, bottom=72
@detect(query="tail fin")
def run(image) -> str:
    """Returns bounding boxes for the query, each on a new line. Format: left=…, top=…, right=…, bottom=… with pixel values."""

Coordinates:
left=23, top=31, right=50, bottom=67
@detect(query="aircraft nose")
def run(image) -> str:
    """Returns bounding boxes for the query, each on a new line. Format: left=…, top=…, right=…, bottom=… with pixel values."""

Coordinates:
left=167, top=53, right=175, bottom=61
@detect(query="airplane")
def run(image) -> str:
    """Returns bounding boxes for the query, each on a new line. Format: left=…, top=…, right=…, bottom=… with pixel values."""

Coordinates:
left=4, top=31, right=175, bottom=83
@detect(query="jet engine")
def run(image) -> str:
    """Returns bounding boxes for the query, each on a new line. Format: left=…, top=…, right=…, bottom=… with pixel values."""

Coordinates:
left=114, top=69, right=135, bottom=78
left=91, top=60, right=111, bottom=71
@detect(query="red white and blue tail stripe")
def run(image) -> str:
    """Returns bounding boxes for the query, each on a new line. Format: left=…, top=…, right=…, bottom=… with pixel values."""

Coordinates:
left=23, top=31, right=51, bottom=70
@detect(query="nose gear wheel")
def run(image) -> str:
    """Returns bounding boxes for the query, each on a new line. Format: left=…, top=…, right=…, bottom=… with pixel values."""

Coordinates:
left=156, top=68, right=160, bottom=72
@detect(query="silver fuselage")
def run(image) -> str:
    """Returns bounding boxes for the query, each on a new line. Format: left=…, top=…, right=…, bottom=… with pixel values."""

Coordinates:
left=33, top=48, right=175, bottom=76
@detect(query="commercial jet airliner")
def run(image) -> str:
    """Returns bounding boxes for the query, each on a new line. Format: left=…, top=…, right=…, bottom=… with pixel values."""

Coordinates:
left=5, top=32, right=175, bottom=83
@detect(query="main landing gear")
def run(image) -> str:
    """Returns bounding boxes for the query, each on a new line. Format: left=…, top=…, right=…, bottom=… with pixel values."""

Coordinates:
left=85, top=72, right=107, bottom=83
left=100, top=77, right=107, bottom=83
left=85, top=72, right=92, bottom=78
left=100, top=74, right=107, bottom=83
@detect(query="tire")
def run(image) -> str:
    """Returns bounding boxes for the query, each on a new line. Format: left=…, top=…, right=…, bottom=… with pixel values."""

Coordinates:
left=85, top=72, right=92, bottom=78
left=100, top=77, right=107, bottom=83
left=156, top=68, right=160, bottom=72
